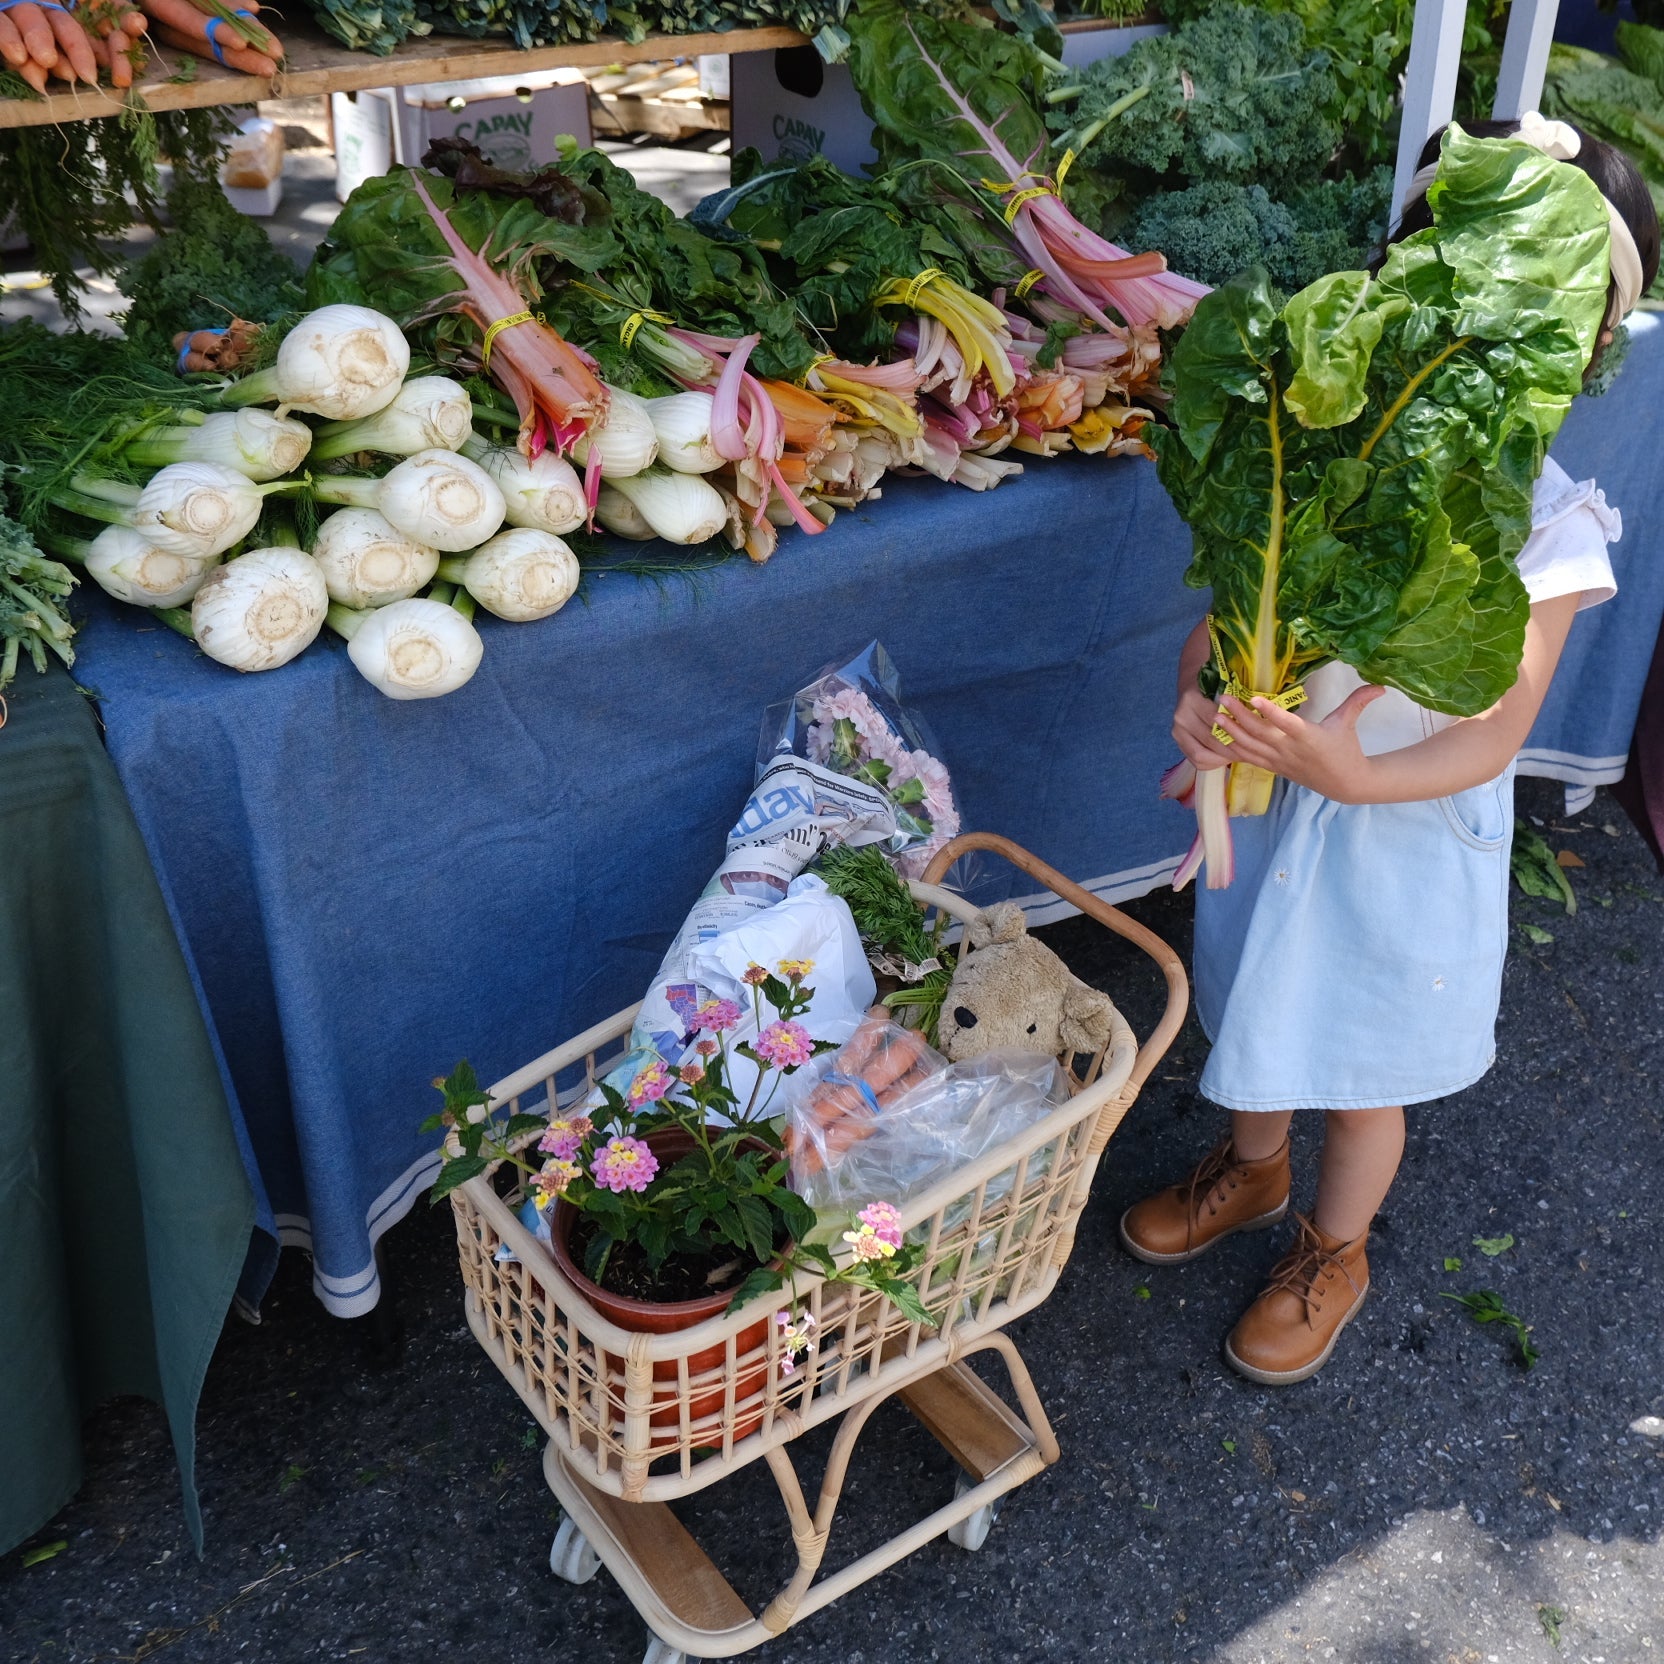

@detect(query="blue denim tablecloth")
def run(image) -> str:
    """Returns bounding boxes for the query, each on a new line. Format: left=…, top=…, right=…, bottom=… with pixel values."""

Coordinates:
left=70, top=319, right=1664, bottom=1314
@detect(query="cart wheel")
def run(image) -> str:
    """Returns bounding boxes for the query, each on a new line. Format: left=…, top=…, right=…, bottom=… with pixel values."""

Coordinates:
left=947, top=1472, right=999, bottom=1552
left=549, top=1517, right=601, bottom=1584
left=642, top=1638, right=692, bottom=1664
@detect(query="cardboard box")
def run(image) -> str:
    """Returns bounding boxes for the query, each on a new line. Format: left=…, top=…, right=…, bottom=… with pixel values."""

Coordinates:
left=398, top=68, right=592, bottom=169
left=331, top=71, right=591, bottom=202
left=696, top=53, right=730, bottom=100
left=331, top=87, right=395, bottom=202
left=729, top=44, right=877, bottom=174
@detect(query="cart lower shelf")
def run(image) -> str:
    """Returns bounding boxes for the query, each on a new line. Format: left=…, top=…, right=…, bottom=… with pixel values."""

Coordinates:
left=542, top=1332, right=1060, bottom=1663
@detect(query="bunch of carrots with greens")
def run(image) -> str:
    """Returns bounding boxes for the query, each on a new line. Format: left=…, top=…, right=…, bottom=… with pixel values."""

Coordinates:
left=0, top=0, right=283, bottom=93
left=0, top=0, right=145, bottom=93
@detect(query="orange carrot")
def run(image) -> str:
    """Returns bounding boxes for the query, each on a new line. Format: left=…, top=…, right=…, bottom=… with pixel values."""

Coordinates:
left=7, top=4, right=58, bottom=66
left=46, top=9, right=97, bottom=81
left=152, top=17, right=275, bottom=73
left=17, top=53, right=47, bottom=88
left=0, top=14, right=27, bottom=64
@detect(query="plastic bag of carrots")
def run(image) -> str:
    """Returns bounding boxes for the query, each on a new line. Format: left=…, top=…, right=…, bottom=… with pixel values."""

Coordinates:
left=784, top=1014, right=1068, bottom=1222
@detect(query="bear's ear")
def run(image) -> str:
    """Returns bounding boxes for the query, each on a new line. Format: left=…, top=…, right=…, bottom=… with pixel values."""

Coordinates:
left=1059, top=983, right=1117, bottom=1057
left=967, top=901, right=1027, bottom=950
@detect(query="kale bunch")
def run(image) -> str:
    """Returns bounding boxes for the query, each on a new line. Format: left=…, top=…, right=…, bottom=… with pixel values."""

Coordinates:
left=1126, top=169, right=1390, bottom=291
left=120, top=175, right=304, bottom=362
left=1049, top=3, right=1340, bottom=185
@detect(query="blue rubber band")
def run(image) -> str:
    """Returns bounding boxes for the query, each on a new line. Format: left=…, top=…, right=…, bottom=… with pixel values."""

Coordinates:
left=0, top=2, right=73, bottom=14
left=824, top=1073, right=882, bottom=1118
left=176, top=327, right=224, bottom=371
left=204, top=10, right=256, bottom=63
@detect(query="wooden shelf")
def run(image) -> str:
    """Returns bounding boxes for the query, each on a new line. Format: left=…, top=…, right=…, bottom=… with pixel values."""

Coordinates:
left=0, top=17, right=806, bottom=131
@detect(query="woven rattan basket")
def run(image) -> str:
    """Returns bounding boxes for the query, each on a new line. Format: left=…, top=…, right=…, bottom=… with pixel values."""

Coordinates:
left=450, top=832, right=1187, bottom=1662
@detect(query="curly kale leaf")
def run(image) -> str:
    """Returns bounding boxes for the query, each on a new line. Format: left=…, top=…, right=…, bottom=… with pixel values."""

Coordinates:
left=1127, top=171, right=1390, bottom=292
left=1049, top=4, right=1339, bottom=185
left=120, top=175, right=305, bottom=360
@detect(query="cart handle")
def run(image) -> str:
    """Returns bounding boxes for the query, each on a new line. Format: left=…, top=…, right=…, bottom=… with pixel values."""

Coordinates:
left=920, top=831, right=1188, bottom=1094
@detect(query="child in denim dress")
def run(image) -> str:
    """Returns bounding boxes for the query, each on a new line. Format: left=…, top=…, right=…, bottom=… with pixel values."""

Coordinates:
left=1120, top=118, right=1661, bottom=1385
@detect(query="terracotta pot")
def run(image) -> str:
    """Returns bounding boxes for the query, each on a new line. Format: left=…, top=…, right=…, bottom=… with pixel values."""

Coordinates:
left=547, top=1127, right=777, bottom=1445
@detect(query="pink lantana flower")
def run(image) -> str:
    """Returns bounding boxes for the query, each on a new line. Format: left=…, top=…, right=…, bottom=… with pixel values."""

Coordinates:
left=678, top=1063, right=705, bottom=1086
left=754, top=1020, right=814, bottom=1070
left=842, top=1223, right=897, bottom=1263
left=741, top=963, right=770, bottom=987
left=694, top=1039, right=719, bottom=1058
left=776, top=1308, right=817, bottom=1378
left=538, top=1114, right=593, bottom=1159
left=857, top=1201, right=904, bottom=1250
left=627, top=1063, right=671, bottom=1105
left=591, top=1136, right=659, bottom=1194
left=695, top=998, right=745, bottom=1034
left=531, top=1156, right=580, bottom=1209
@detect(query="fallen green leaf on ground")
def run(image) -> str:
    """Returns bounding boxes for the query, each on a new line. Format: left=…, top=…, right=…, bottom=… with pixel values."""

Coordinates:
left=1521, top=923, right=1555, bottom=945
left=1442, top=1289, right=1539, bottom=1368
left=1444, top=1256, right=1463, bottom=1272
left=1512, top=822, right=1578, bottom=914
left=1538, top=1602, right=1567, bottom=1647
left=1473, top=1233, right=1515, bottom=1256
left=20, top=1540, right=66, bottom=1568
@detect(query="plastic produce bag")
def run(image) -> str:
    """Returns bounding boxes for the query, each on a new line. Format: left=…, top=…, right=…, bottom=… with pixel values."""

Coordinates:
left=760, top=640, right=962, bottom=879
left=786, top=1015, right=1067, bottom=1221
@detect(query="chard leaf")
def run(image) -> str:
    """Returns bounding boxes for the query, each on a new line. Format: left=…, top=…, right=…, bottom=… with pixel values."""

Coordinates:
left=1155, top=124, right=1611, bottom=720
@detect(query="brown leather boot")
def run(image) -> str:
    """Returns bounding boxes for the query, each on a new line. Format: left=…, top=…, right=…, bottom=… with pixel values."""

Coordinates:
left=1118, top=1135, right=1291, bottom=1265
left=1224, top=1214, right=1370, bottom=1386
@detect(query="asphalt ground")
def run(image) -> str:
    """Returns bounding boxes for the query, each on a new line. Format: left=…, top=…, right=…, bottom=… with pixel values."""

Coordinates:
left=5, top=775, right=1662, bottom=1664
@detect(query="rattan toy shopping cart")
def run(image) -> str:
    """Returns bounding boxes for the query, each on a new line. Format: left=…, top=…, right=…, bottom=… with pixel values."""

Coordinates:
left=450, top=833, right=1187, bottom=1664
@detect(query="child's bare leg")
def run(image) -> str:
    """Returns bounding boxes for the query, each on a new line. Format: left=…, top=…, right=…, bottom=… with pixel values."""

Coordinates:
left=1312, top=1106, right=1405, bottom=1241
left=1231, top=1108, right=1293, bottom=1161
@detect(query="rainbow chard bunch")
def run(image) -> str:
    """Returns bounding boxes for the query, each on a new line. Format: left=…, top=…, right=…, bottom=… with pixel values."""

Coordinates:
left=844, top=0, right=1207, bottom=333
left=1154, top=126, right=1612, bottom=889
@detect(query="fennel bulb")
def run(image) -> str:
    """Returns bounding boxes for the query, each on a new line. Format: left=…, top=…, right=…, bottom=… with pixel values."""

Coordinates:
left=310, top=377, right=475, bottom=462
left=312, top=450, right=506, bottom=553
left=311, top=508, right=440, bottom=609
left=570, top=386, right=658, bottom=476
left=594, top=484, right=656, bottom=541
left=191, top=547, right=329, bottom=672
left=606, top=469, right=727, bottom=545
left=438, top=529, right=579, bottom=623
left=644, top=393, right=723, bottom=475
left=224, top=305, right=411, bottom=421
left=103, top=463, right=267, bottom=560
left=125, top=410, right=313, bottom=482
left=83, top=526, right=218, bottom=608
left=461, top=438, right=586, bottom=536
left=328, top=597, right=484, bottom=700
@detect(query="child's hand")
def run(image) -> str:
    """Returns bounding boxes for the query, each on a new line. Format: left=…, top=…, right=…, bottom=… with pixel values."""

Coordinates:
left=1172, top=684, right=1236, bottom=772
left=1212, top=686, right=1387, bottom=803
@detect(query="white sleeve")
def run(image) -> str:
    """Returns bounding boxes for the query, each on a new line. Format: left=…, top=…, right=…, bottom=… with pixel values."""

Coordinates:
left=1517, top=459, right=1619, bottom=611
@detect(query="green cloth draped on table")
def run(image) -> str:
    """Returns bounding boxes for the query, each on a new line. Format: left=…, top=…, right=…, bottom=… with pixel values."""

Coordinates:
left=0, top=666, right=254, bottom=1557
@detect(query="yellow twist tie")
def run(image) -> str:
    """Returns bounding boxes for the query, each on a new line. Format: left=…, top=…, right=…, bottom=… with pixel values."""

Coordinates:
left=1013, top=268, right=1045, bottom=300
left=1002, top=184, right=1053, bottom=225
left=619, top=307, right=673, bottom=352
left=1055, top=147, right=1076, bottom=188
left=902, top=267, right=944, bottom=307
left=799, top=352, right=837, bottom=386
left=1206, top=616, right=1306, bottom=745
left=481, top=310, right=533, bottom=369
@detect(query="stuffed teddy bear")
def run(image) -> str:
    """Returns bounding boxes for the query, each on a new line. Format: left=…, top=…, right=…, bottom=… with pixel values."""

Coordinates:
left=935, top=902, right=1120, bottom=1063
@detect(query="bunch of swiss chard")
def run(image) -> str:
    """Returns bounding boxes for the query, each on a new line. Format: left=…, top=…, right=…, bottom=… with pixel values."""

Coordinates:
left=1153, top=126, right=1611, bottom=888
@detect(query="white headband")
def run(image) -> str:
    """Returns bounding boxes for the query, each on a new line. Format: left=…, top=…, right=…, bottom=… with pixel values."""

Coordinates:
left=1400, top=112, right=1645, bottom=325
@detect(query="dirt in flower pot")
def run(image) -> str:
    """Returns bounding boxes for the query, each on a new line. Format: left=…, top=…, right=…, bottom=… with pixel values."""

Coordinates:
left=566, top=1212, right=782, bottom=1305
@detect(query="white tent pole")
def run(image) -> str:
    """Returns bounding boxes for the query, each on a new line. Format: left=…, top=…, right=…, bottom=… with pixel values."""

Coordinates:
left=1493, top=0, right=1561, bottom=119
left=1391, top=0, right=1469, bottom=224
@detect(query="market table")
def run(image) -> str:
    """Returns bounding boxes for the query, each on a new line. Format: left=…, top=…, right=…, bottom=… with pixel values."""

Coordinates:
left=0, top=667, right=255, bottom=1557
left=68, top=317, right=1664, bottom=1318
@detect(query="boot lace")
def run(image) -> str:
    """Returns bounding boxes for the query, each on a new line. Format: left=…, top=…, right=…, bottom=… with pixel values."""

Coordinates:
left=1261, top=1214, right=1365, bottom=1324
left=1181, top=1137, right=1241, bottom=1224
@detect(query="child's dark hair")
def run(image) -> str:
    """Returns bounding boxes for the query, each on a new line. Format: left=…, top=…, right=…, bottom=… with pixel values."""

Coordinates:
left=1390, top=120, right=1660, bottom=372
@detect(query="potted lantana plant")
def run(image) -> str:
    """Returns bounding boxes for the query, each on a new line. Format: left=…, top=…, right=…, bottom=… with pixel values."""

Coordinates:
left=429, top=960, right=929, bottom=1421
